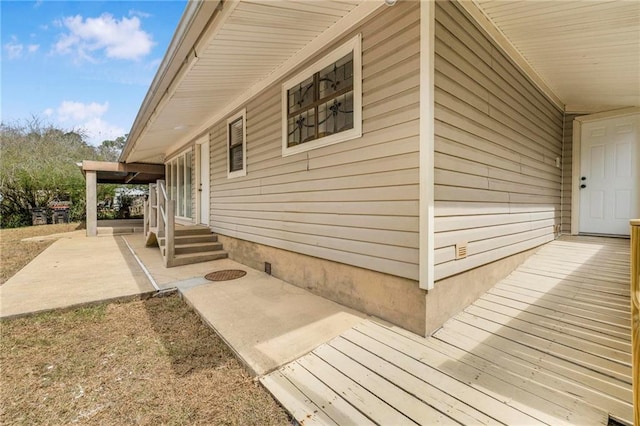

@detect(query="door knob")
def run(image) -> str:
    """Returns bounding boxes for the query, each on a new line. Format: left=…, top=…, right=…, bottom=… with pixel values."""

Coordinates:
left=580, top=184, right=586, bottom=189
left=581, top=176, right=586, bottom=181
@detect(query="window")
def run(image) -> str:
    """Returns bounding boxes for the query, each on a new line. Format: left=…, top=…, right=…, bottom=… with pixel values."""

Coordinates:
left=282, top=35, right=362, bottom=156
left=227, top=109, right=246, bottom=178
left=165, top=149, right=192, bottom=219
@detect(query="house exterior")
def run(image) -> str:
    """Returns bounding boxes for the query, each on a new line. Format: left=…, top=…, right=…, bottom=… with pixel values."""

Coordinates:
left=121, top=0, right=640, bottom=336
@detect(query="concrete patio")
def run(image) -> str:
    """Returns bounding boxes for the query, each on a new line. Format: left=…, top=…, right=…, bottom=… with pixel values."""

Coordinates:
left=0, top=232, right=155, bottom=319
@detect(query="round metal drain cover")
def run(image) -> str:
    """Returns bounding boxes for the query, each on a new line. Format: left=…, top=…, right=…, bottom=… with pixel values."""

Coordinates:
left=205, top=269, right=247, bottom=281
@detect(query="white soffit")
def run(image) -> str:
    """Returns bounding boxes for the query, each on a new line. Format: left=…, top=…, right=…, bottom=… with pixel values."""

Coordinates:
left=474, top=0, right=640, bottom=113
left=128, top=0, right=366, bottom=163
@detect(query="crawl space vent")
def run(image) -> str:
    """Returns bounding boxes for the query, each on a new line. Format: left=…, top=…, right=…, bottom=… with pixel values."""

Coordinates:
left=455, top=242, right=468, bottom=260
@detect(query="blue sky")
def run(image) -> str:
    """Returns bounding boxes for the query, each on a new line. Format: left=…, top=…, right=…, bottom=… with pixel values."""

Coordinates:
left=1, top=0, right=186, bottom=145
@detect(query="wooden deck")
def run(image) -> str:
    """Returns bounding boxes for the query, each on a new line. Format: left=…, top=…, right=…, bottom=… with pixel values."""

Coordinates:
left=261, top=236, right=633, bottom=425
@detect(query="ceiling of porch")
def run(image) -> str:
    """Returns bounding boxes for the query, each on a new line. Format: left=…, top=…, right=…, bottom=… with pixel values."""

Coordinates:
left=473, top=0, right=640, bottom=112
left=124, top=0, right=640, bottom=164
left=125, top=0, right=370, bottom=164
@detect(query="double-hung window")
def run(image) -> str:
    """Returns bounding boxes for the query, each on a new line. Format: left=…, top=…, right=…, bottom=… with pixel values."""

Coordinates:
left=227, top=109, right=247, bottom=178
left=282, top=35, right=362, bottom=156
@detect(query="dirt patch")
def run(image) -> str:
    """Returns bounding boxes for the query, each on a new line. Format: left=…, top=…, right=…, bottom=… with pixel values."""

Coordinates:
left=0, top=295, right=290, bottom=425
left=0, top=223, right=84, bottom=285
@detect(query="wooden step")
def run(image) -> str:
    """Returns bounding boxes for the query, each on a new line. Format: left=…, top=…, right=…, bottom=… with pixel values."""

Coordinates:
left=161, top=243, right=224, bottom=257
left=174, top=242, right=224, bottom=255
left=170, top=250, right=228, bottom=267
left=175, top=234, right=218, bottom=244
left=174, top=226, right=212, bottom=237
left=159, top=234, right=218, bottom=247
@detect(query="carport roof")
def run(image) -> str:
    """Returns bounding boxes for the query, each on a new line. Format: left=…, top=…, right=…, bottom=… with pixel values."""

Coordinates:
left=78, top=160, right=165, bottom=185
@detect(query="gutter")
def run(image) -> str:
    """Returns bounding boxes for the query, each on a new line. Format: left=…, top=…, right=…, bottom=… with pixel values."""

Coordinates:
left=120, top=0, right=222, bottom=164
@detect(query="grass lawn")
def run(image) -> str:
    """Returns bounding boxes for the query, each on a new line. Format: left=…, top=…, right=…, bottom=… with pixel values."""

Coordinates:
left=0, top=224, right=290, bottom=425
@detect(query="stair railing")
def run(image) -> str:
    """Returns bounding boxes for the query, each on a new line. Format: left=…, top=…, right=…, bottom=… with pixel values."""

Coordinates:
left=156, top=180, right=175, bottom=267
left=143, top=179, right=176, bottom=267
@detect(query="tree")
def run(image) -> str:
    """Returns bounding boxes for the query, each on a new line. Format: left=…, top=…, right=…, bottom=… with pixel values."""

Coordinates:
left=0, top=118, right=98, bottom=227
left=96, top=135, right=127, bottom=162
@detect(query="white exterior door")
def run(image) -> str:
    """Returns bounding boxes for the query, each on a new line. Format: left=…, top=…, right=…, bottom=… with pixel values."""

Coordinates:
left=579, top=113, right=639, bottom=235
left=198, top=140, right=210, bottom=226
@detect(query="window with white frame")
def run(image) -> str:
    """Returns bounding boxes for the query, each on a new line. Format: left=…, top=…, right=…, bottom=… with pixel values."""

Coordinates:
left=165, top=149, right=192, bottom=218
left=227, top=109, right=246, bottom=178
left=282, top=35, right=362, bottom=156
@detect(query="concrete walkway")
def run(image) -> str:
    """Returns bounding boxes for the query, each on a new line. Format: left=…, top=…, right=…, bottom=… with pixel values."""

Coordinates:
left=1, top=230, right=368, bottom=378
left=122, top=235, right=368, bottom=376
left=0, top=233, right=155, bottom=319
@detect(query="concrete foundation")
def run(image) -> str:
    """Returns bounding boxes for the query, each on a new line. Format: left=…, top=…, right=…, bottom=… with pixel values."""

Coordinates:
left=425, top=246, right=538, bottom=336
left=217, top=235, right=427, bottom=335
left=217, top=235, right=538, bottom=337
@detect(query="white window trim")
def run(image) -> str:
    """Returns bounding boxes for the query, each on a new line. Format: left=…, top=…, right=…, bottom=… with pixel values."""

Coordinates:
left=226, top=109, right=247, bottom=179
left=281, top=34, right=362, bottom=157
left=165, top=147, right=193, bottom=221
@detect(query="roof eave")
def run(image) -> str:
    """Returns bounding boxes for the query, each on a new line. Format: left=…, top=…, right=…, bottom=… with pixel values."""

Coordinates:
left=120, top=0, right=222, bottom=164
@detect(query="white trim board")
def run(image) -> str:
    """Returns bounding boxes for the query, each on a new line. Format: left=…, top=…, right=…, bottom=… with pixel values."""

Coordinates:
left=570, top=106, right=640, bottom=235
left=195, top=135, right=209, bottom=226
left=419, top=0, right=435, bottom=291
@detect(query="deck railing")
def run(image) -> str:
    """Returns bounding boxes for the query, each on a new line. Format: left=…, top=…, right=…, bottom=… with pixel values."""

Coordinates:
left=632, top=219, right=639, bottom=426
left=143, top=179, right=175, bottom=267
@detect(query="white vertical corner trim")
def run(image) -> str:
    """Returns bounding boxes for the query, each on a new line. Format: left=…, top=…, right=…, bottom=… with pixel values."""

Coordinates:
left=419, top=0, right=435, bottom=291
left=571, top=106, right=640, bottom=235
left=194, top=135, right=208, bottom=225
left=226, top=108, right=247, bottom=179
left=456, top=0, right=564, bottom=111
left=571, top=119, right=581, bottom=235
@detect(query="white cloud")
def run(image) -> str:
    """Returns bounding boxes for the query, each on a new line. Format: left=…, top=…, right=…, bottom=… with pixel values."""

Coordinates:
left=54, top=13, right=154, bottom=61
left=4, top=36, right=24, bottom=59
left=4, top=36, right=40, bottom=59
left=129, top=10, right=151, bottom=19
left=57, top=100, right=109, bottom=122
left=46, top=101, right=125, bottom=145
left=81, top=117, right=126, bottom=144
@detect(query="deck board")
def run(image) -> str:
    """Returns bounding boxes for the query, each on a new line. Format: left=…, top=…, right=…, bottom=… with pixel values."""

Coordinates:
left=261, top=236, right=633, bottom=425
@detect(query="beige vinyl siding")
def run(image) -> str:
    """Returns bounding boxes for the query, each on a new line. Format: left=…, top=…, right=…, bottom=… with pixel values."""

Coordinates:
left=434, top=1, right=564, bottom=280
left=561, top=114, right=579, bottom=233
left=207, top=2, right=420, bottom=280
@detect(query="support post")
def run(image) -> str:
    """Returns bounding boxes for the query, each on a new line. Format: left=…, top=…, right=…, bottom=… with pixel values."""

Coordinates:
left=143, top=200, right=149, bottom=238
left=149, top=183, right=157, bottom=229
left=165, top=200, right=175, bottom=267
left=157, top=179, right=165, bottom=238
left=86, top=170, right=97, bottom=237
